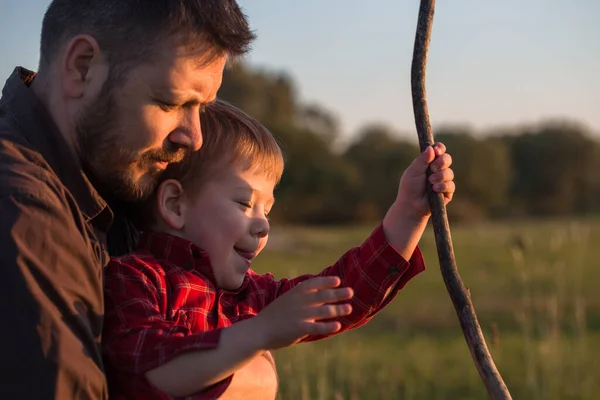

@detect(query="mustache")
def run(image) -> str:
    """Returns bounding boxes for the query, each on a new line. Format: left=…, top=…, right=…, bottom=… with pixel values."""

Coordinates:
left=140, top=148, right=188, bottom=165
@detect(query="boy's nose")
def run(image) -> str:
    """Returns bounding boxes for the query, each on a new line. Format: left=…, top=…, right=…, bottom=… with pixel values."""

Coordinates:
left=251, top=217, right=270, bottom=238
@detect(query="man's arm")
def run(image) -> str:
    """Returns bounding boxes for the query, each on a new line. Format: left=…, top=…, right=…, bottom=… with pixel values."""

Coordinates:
left=224, top=352, right=279, bottom=400
left=0, top=192, right=106, bottom=399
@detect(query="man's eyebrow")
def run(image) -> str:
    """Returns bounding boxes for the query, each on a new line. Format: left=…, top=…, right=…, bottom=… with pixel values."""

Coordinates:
left=154, top=89, right=215, bottom=107
left=181, top=97, right=212, bottom=107
left=183, top=97, right=217, bottom=108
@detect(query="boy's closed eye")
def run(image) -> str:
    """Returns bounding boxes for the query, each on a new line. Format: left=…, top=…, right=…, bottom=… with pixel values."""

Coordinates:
left=236, top=200, right=251, bottom=208
left=236, top=200, right=272, bottom=219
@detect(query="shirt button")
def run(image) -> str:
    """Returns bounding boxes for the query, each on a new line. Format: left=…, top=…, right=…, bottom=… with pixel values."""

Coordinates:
left=192, top=249, right=202, bottom=259
left=183, top=261, right=193, bottom=270
left=388, top=265, right=401, bottom=275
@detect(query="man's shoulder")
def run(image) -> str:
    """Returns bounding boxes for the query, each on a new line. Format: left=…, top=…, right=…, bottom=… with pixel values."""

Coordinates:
left=0, top=116, right=62, bottom=201
left=0, top=130, right=79, bottom=238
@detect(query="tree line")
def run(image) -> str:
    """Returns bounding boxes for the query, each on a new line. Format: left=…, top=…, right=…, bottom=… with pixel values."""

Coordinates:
left=218, top=63, right=600, bottom=224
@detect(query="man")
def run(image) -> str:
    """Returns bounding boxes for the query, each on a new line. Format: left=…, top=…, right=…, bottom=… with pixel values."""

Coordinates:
left=0, top=1, right=277, bottom=398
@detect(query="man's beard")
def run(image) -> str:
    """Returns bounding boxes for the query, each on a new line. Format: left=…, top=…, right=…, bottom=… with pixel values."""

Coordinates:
left=75, top=83, right=185, bottom=202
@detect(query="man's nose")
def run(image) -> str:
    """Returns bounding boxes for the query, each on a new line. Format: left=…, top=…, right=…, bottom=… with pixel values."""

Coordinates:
left=184, top=107, right=202, bottom=151
left=169, top=108, right=203, bottom=151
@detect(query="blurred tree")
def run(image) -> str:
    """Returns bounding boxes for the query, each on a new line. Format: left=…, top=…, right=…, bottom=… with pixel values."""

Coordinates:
left=295, top=103, right=339, bottom=147
left=268, top=124, right=361, bottom=224
left=219, top=62, right=358, bottom=224
left=435, top=126, right=513, bottom=221
left=507, top=120, right=600, bottom=216
left=215, top=61, right=600, bottom=224
left=219, top=64, right=296, bottom=127
left=344, top=124, right=419, bottom=222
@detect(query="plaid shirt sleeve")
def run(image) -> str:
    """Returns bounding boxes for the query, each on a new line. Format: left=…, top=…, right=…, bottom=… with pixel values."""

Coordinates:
left=249, top=222, right=426, bottom=341
left=103, top=255, right=229, bottom=399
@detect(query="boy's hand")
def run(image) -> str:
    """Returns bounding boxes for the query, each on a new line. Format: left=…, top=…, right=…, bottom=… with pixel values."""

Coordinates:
left=382, top=142, right=455, bottom=259
left=396, top=142, right=455, bottom=219
left=251, top=276, right=353, bottom=351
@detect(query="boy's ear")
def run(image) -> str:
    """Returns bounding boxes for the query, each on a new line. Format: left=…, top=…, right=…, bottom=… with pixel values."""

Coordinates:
left=156, top=179, right=187, bottom=231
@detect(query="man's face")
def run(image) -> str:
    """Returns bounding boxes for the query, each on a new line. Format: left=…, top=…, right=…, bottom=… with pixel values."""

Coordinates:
left=76, top=42, right=227, bottom=201
left=181, top=164, right=275, bottom=290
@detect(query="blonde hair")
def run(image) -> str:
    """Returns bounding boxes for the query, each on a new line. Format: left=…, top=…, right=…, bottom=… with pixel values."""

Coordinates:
left=132, top=99, right=285, bottom=230
left=161, top=99, right=285, bottom=192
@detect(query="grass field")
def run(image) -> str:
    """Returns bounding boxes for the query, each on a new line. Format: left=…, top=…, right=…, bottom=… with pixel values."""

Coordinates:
left=250, top=217, right=600, bottom=400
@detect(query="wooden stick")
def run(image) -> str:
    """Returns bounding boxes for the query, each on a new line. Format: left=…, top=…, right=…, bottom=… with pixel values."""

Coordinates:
left=410, top=1, right=513, bottom=399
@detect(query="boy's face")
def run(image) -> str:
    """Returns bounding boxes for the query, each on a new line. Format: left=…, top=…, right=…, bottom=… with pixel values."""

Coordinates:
left=182, top=165, right=276, bottom=290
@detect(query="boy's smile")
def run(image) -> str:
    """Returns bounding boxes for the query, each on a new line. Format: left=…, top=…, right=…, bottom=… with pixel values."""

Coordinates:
left=234, top=247, right=257, bottom=265
left=180, top=165, right=276, bottom=290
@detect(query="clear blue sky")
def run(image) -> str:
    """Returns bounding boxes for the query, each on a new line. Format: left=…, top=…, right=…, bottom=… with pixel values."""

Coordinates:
left=1, top=0, right=598, bottom=138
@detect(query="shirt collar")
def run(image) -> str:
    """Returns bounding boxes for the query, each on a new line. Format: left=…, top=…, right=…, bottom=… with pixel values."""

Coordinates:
left=0, top=67, right=111, bottom=229
left=137, top=231, right=251, bottom=292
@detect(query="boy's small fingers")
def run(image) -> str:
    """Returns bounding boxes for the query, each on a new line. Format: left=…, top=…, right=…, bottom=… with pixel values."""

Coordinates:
left=433, top=181, right=456, bottom=194
left=304, top=304, right=352, bottom=320
left=298, top=276, right=341, bottom=292
left=308, top=287, right=354, bottom=305
left=305, top=321, right=342, bottom=336
left=429, top=153, right=452, bottom=172
left=429, top=168, right=454, bottom=184
left=433, top=142, right=446, bottom=156
left=408, top=147, right=435, bottom=175
left=422, top=146, right=435, bottom=163
left=445, top=192, right=454, bottom=202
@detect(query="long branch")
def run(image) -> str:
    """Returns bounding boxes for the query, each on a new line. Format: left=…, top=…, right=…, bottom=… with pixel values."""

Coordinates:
left=410, top=1, right=512, bottom=398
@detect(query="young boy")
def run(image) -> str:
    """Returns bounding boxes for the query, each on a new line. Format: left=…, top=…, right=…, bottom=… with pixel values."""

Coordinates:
left=103, top=100, right=455, bottom=399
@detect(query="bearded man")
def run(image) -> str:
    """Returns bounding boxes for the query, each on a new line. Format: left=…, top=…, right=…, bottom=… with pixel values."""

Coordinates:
left=0, top=1, right=278, bottom=398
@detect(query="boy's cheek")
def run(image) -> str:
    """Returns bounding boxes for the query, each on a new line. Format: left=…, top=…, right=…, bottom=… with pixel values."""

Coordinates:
left=257, top=237, right=269, bottom=255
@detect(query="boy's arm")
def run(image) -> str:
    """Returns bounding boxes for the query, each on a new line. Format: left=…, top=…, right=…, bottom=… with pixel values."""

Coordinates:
left=382, top=204, right=429, bottom=263
left=105, top=259, right=352, bottom=398
left=252, top=221, right=426, bottom=342
left=381, top=143, right=453, bottom=262
left=103, top=257, right=255, bottom=397
left=280, top=143, right=453, bottom=341
left=144, top=318, right=266, bottom=397
left=104, top=258, right=265, bottom=398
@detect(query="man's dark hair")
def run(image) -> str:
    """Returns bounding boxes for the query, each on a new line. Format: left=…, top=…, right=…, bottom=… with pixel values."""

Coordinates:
left=39, top=0, right=255, bottom=75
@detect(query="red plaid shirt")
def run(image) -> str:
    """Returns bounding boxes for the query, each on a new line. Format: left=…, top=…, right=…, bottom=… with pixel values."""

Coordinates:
left=103, top=223, right=425, bottom=399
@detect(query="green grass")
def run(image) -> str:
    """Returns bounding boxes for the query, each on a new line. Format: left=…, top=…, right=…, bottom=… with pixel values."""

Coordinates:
left=250, top=217, right=600, bottom=399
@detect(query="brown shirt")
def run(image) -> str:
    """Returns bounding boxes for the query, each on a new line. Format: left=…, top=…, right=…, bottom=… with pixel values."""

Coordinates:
left=0, top=67, right=123, bottom=399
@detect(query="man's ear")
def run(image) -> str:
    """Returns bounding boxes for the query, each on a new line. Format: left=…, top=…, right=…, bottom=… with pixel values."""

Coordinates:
left=61, top=34, right=108, bottom=99
left=156, top=179, right=187, bottom=231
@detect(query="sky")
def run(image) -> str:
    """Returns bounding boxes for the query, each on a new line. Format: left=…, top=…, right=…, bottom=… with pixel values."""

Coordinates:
left=1, top=0, right=598, bottom=139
